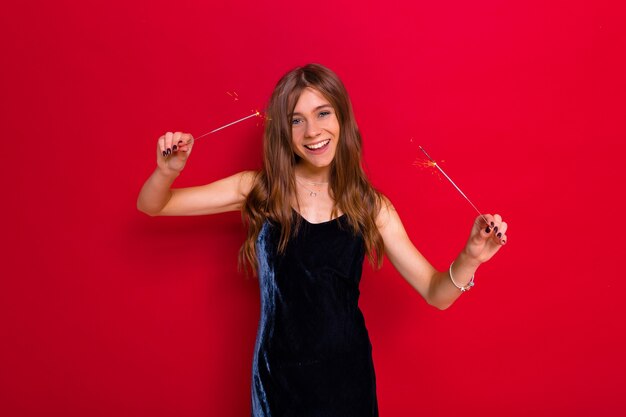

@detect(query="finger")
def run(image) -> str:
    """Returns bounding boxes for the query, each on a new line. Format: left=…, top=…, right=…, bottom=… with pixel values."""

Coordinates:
left=157, top=135, right=166, bottom=157
left=172, top=132, right=184, bottom=153
left=178, top=133, right=194, bottom=152
left=475, top=213, right=492, bottom=228
left=492, top=215, right=503, bottom=236
left=481, top=224, right=494, bottom=238
left=492, top=221, right=506, bottom=242
left=164, top=132, right=174, bottom=156
left=493, top=222, right=508, bottom=243
left=480, top=214, right=496, bottom=235
left=499, top=232, right=508, bottom=245
left=472, top=215, right=494, bottom=242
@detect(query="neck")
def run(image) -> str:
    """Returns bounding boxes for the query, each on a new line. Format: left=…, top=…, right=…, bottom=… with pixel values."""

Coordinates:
left=294, top=163, right=331, bottom=184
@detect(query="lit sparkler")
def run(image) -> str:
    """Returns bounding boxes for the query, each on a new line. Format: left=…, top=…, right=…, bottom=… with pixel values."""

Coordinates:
left=194, top=110, right=261, bottom=140
left=418, top=146, right=490, bottom=226
left=177, top=110, right=262, bottom=147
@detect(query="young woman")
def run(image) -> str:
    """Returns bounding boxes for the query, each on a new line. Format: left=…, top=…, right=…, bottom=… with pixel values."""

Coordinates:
left=137, top=63, right=508, bottom=416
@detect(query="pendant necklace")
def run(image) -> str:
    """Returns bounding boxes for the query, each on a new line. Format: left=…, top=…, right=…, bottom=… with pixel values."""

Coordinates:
left=295, top=177, right=327, bottom=197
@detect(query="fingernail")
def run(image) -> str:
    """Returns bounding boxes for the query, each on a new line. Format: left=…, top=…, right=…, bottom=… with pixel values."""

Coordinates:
left=172, top=145, right=177, bottom=151
left=490, top=222, right=494, bottom=227
left=497, top=232, right=502, bottom=238
left=178, top=140, right=183, bottom=145
left=166, top=148, right=171, bottom=155
left=486, top=227, right=491, bottom=233
left=494, top=226, right=498, bottom=233
left=162, top=151, right=167, bottom=157
left=502, top=240, right=506, bottom=244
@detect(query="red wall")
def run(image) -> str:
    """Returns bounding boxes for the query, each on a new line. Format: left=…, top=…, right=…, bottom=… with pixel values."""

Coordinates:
left=2, top=0, right=625, bottom=416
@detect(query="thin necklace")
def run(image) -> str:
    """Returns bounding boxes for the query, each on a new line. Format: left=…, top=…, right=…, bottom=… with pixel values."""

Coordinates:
left=296, top=178, right=323, bottom=197
left=295, top=175, right=329, bottom=186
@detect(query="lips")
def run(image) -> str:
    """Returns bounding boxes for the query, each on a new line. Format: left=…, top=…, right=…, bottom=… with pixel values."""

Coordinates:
left=304, top=139, right=330, bottom=150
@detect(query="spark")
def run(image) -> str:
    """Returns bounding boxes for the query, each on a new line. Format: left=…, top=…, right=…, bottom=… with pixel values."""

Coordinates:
left=413, top=159, right=441, bottom=169
left=253, top=109, right=266, bottom=127
left=413, top=158, right=442, bottom=179
left=412, top=138, right=443, bottom=178
left=226, top=90, right=240, bottom=101
left=418, top=146, right=489, bottom=226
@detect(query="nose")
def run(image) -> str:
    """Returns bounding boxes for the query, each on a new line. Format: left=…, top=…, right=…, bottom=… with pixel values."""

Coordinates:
left=304, top=118, right=321, bottom=138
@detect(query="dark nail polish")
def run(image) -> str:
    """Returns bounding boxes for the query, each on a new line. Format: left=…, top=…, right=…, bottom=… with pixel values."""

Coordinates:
left=178, top=140, right=183, bottom=145
left=172, top=145, right=177, bottom=151
left=497, top=232, right=502, bottom=238
left=486, top=227, right=491, bottom=233
left=502, top=240, right=506, bottom=244
left=494, top=226, right=498, bottom=233
left=166, top=148, right=171, bottom=155
left=162, top=151, right=167, bottom=157
left=490, top=222, right=494, bottom=227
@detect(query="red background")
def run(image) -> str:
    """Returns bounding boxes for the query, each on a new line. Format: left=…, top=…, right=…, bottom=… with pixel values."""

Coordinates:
left=2, top=0, right=625, bottom=416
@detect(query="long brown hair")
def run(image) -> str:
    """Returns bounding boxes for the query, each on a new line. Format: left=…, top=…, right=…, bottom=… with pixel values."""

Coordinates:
left=240, top=63, right=384, bottom=274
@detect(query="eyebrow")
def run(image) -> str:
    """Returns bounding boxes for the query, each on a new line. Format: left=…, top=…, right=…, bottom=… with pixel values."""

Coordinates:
left=290, top=104, right=333, bottom=117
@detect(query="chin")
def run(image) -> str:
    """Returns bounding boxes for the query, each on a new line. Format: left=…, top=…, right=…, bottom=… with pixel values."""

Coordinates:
left=303, top=156, right=335, bottom=169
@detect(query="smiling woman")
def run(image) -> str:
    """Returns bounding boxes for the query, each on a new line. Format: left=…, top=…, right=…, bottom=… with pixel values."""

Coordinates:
left=137, top=63, right=508, bottom=416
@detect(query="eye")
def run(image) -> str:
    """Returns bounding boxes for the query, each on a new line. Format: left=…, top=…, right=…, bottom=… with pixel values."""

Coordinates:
left=319, top=110, right=331, bottom=118
left=291, top=118, right=302, bottom=126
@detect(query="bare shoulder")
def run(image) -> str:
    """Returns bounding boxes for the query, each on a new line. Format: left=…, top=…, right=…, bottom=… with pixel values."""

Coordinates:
left=375, top=194, right=412, bottom=243
left=375, top=194, right=399, bottom=229
left=237, top=170, right=259, bottom=197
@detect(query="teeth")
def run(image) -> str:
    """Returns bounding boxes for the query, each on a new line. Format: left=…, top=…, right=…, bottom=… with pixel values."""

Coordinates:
left=305, top=139, right=330, bottom=150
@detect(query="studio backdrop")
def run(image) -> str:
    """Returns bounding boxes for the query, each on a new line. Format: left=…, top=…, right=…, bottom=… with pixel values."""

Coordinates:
left=1, top=0, right=625, bottom=416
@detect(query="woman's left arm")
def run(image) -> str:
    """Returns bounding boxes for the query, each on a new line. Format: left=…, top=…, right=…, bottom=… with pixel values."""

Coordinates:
left=377, top=197, right=508, bottom=310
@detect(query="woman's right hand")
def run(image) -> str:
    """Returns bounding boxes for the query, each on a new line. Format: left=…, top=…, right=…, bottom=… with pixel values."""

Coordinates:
left=156, top=131, right=194, bottom=174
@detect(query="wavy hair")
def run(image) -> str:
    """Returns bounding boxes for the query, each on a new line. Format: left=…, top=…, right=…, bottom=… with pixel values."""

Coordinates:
left=240, top=63, right=384, bottom=274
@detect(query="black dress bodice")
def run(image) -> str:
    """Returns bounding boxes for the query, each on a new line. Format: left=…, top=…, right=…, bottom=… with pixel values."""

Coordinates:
left=251, top=211, right=378, bottom=417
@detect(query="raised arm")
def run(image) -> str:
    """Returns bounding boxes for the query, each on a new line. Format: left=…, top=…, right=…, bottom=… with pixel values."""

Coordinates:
left=376, top=197, right=507, bottom=310
left=136, top=131, right=256, bottom=216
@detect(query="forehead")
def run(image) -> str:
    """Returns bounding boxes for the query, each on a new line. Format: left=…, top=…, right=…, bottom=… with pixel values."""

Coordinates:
left=293, top=87, right=331, bottom=112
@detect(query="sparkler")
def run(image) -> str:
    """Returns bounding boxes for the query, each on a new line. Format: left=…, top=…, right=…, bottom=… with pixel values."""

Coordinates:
left=194, top=110, right=261, bottom=140
left=174, top=110, right=262, bottom=149
left=418, top=145, right=490, bottom=226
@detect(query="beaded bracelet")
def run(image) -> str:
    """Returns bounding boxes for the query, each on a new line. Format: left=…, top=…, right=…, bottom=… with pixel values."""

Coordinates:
left=449, top=261, right=475, bottom=292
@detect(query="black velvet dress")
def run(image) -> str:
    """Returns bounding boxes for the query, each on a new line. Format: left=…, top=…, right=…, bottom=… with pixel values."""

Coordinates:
left=251, top=210, right=378, bottom=417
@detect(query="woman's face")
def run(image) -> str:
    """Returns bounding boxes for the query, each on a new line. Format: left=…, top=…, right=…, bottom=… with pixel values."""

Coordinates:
left=290, top=87, right=340, bottom=170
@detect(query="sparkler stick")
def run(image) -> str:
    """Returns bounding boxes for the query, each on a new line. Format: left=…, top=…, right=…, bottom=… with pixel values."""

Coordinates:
left=170, top=111, right=261, bottom=150
left=418, top=146, right=490, bottom=226
left=192, top=110, right=261, bottom=142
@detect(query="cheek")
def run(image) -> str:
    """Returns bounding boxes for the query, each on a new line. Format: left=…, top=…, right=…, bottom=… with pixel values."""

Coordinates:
left=290, top=135, right=304, bottom=157
left=330, top=119, right=340, bottom=137
left=291, top=132, right=301, bottom=149
left=291, top=127, right=303, bottom=141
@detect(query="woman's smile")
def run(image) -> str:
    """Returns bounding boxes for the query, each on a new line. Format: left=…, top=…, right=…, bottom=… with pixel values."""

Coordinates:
left=304, top=138, right=331, bottom=152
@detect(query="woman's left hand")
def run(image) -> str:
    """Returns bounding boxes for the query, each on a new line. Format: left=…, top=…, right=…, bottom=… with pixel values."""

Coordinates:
left=463, top=214, right=508, bottom=264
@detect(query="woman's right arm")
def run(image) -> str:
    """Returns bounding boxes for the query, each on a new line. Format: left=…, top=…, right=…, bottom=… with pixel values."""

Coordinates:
left=136, top=131, right=256, bottom=216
